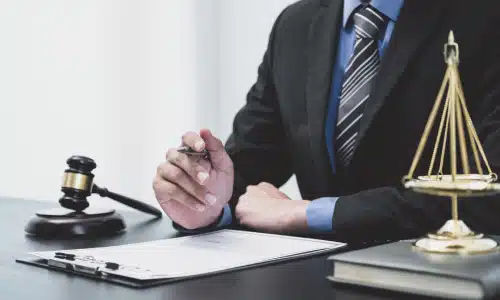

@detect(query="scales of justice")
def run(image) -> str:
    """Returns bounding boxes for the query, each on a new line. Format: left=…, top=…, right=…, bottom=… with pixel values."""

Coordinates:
left=402, top=31, right=500, bottom=254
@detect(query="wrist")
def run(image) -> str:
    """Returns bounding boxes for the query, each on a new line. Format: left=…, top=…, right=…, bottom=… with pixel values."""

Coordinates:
left=210, top=206, right=225, bottom=225
left=287, top=200, right=310, bottom=233
left=201, top=204, right=225, bottom=227
left=182, top=205, right=225, bottom=232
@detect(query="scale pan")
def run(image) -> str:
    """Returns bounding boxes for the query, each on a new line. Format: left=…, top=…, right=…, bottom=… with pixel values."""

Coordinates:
left=404, top=177, right=500, bottom=197
left=417, top=174, right=497, bottom=182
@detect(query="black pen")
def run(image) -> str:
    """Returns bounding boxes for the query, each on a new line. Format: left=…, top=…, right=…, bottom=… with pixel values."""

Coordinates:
left=177, top=146, right=210, bottom=159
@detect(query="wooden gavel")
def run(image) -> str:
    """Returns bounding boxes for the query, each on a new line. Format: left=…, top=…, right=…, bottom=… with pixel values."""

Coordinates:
left=59, top=155, right=162, bottom=217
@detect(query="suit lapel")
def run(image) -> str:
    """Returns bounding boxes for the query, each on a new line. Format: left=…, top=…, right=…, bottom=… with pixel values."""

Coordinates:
left=353, top=0, right=449, bottom=155
left=305, top=0, right=343, bottom=189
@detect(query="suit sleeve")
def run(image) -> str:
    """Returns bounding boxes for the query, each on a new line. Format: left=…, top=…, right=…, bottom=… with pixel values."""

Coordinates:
left=224, top=9, right=293, bottom=221
left=330, top=27, right=500, bottom=245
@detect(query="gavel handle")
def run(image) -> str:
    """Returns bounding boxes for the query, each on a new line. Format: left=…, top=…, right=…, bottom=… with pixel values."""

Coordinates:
left=92, top=184, right=163, bottom=218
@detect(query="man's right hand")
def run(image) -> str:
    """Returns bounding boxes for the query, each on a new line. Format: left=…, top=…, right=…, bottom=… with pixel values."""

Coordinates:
left=153, top=129, right=234, bottom=230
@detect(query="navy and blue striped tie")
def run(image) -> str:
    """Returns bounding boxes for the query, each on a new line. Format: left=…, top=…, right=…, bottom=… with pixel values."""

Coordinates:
left=335, top=6, right=388, bottom=166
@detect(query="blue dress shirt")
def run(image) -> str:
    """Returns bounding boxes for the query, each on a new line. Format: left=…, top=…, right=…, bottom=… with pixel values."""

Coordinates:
left=179, top=0, right=404, bottom=233
left=308, top=0, right=404, bottom=232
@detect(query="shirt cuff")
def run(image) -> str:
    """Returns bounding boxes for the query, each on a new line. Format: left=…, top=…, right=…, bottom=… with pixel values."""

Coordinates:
left=218, top=203, right=233, bottom=227
left=173, top=204, right=232, bottom=233
left=306, top=197, right=338, bottom=233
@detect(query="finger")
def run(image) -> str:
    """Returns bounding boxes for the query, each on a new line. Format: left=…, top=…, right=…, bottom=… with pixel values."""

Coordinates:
left=245, top=185, right=269, bottom=198
left=153, top=177, right=207, bottom=212
left=166, top=148, right=210, bottom=185
left=257, top=182, right=288, bottom=198
left=235, top=196, right=248, bottom=221
left=158, top=163, right=217, bottom=206
left=257, top=182, right=275, bottom=191
left=258, top=182, right=290, bottom=199
left=199, top=129, right=224, bottom=152
left=198, top=159, right=212, bottom=174
left=199, top=129, right=227, bottom=169
left=256, top=183, right=274, bottom=196
left=181, top=131, right=205, bottom=152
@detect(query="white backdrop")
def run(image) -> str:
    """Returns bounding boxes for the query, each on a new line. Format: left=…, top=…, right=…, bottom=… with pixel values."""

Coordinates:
left=0, top=0, right=299, bottom=212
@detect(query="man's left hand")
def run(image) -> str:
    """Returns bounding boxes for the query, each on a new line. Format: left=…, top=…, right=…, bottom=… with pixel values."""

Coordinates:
left=235, top=182, right=309, bottom=234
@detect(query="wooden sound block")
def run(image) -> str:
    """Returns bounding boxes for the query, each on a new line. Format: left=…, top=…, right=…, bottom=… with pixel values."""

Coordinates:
left=25, top=207, right=126, bottom=238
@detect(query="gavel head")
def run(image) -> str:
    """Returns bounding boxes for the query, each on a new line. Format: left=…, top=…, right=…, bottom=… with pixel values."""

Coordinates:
left=59, top=156, right=97, bottom=212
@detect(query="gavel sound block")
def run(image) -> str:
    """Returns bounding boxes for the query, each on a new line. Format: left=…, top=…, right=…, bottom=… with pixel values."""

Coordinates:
left=25, top=156, right=162, bottom=238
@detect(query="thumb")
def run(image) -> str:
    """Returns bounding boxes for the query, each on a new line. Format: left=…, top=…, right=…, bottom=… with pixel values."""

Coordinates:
left=199, top=129, right=230, bottom=170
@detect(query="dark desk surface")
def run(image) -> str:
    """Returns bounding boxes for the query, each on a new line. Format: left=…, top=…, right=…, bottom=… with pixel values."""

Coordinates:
left=0, top=197, right=437, bottom=300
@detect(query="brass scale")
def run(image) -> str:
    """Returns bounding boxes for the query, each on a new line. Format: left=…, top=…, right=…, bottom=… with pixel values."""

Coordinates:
left=403, top=31, right=500, bottom=254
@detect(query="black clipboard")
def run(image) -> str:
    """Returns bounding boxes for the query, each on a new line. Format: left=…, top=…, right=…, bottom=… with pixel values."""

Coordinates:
left=15, top=246, right=346, bottom=288
left=15, top=256, right=179, bottom=288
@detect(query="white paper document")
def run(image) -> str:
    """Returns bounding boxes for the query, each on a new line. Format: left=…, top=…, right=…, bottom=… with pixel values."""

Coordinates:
left=29, top=229, right=346, bottom=280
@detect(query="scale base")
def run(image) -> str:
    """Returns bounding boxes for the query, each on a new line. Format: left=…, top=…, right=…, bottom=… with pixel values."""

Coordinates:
left=413, top=220, right=499, bottom=254
left=25, top=207, right=126, bottom=238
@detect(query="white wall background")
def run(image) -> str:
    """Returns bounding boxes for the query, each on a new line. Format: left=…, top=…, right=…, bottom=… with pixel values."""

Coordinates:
left=217, top=0, right=300, bottom=200
left=0, top=0, right=299, bottom=213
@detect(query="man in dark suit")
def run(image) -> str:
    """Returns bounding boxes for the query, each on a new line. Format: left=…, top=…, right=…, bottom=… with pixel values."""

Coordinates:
left=153, top=0, right=500, bottom=243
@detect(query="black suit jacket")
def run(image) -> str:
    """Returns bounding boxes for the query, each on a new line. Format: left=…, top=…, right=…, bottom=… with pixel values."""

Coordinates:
left=224, top=0, right=500, bottom=243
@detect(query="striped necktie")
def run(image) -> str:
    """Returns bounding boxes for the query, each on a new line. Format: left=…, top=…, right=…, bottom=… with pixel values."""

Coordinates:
left=335, top=5, right=388, bottom=166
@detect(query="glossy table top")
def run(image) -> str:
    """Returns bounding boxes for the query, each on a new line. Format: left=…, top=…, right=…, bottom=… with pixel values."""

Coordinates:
left=0, top=197, right=437, bottom=300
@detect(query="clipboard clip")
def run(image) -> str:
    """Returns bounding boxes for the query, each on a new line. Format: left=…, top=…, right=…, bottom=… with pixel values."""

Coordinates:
left=48, top=252, right=123, bottom=275
left=48, top=258, right=100, bottom=275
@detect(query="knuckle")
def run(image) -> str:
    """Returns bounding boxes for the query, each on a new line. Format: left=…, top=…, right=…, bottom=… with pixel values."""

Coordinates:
left=164, top=182, right=178, bottom=197
left=152, top=177, right=161, bottom=191
left=266, top=183, right=276, bottom=190
left=198, top=160, right=211, bottom=173
left=182, top=131, right=197, bottom=142
left=237, top=195, right=247, bottom=207
left=166, top=148, right=181, bottom=164
left=175, top=189, right=188, bottom=201
left=182, top=197, right=201, bottom=212
left=170, top=187, right=194, bottom=206
left=156, top=163, right=165, bottom=175
left=195, top=165, right=207, bottom=175
left=193, top=186, right=206, bottom=201
left=166, top=148, right=176, bottom=158
left=164, top=165, right=182, bottom=181
left=235, top=204, right=242, bottom=218
left=171, top=167, right=183, bottom=180
left=235, top=208, right=246, bottom=224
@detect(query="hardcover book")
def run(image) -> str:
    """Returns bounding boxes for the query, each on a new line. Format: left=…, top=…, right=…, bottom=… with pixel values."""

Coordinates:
left=327, top=240, right=500, bottom=300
